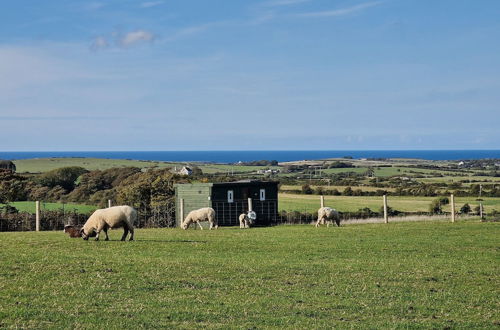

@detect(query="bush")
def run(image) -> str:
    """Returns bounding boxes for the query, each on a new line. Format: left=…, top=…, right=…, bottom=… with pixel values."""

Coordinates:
left=459, top=203, right=471, bottom=214
left=429, top=199, right=443, bottom=214
left=301, top=184, right=313, bottom=195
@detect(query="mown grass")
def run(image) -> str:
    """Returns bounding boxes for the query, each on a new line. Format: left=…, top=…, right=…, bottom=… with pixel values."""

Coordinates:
left=1, top=201, right=97, bottom=214
left=279, top=193, right=500, bottom=213
left=0, top=222, right=498, bottom=328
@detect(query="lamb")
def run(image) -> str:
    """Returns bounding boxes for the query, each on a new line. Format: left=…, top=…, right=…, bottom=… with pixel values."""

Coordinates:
left=64, top=225, right=83, bottom=238
left=239, top=210, right=257, bottom=228
left=81, top=205, right=136, bottom=241
left=181, top=207, right=217, bottom=230
left=315, top=207, right=341, bottom=227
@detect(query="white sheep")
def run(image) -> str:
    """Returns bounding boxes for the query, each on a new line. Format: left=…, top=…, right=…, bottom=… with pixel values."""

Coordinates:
left=181, top=207, right=218, bottom=230
left=81, top=205, right=136, bottom=241
left=239, top=211, right=256, bottom=228
left=315, top=207, right=341, bottom=227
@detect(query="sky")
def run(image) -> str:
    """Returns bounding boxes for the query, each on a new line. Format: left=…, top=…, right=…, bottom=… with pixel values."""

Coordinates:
left=0, top=0, right=499, bottom=151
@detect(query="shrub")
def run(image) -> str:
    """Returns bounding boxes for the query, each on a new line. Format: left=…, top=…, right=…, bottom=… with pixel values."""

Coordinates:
left=301, top=184, right=313, bottom=195
left=459, top=203, right=471, bottom=214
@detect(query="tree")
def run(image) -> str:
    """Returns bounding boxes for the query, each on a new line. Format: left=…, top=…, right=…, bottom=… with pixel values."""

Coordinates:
left=37, top=167, right=88, bottom=191
left=0, top=169, right=28, bottom=203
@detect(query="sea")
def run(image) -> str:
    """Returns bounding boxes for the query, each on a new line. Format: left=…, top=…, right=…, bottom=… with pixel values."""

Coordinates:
left=0, top=150, right=499, bottom=163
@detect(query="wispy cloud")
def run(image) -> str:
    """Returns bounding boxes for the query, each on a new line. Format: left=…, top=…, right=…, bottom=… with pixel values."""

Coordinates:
left=140, top=1, right=164, bottom=8
left=293, top=1, right=383, bottom=18
left=89, top=30, right=155, bottom=50
left=119, top=30, right=155, bottom=46
left=90, top=36, right=108, bottom=51
left=264, top=0, right=311, bottom=6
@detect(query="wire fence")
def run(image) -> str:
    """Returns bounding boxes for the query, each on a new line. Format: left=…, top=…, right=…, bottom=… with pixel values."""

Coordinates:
left=0, top=198, right=497, bottom=232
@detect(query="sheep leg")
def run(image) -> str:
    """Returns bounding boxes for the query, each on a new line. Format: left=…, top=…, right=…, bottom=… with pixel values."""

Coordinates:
left=197, top=221, right=204, bottom=230
left=95, top=230, right=100, bottom=241
left=121, top=227, right=129, bottom=241
left=315, top=217, right=322, bottom=227
left=128, top=226, right=134, bottom=241
left=103, top=227, right=109, bottom=241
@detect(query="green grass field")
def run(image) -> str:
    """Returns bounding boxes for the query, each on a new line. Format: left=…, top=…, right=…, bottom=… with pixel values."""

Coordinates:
left=13, top=158, right=276, bottom=175
left=1, top=201, right=97, bottom=214
left=0, top=222, right=498, bottom=328
left=279, top=193, right=500, bottom=213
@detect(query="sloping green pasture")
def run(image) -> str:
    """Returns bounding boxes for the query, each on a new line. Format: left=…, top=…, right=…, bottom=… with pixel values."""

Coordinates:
left=0, top=222, right=498, bottom=328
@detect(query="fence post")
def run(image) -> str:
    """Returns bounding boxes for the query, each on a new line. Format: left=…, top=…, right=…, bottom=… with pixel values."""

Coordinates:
left=35, top=201, right=40, bottom=232
left=450, top=194, right=455, bottom=223
left=108, top=199, right=112, bottom=208
left=480, top=203, right=483, bottom=219
left=248, top=198, right=253, bottom=212
left=180, top=198, right=184, bottom=227
left=383, top=195, right=388, bottom=224
left=320, top=195, right=324, bottom=208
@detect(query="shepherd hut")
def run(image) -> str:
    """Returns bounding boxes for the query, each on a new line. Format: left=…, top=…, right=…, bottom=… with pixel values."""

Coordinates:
left=175, top=180, right=278, bottom=227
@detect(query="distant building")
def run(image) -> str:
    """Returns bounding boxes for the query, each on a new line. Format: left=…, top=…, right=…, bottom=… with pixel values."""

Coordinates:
left=179, top=166, right=193, bottom=176
left=0, top=160, right=16, bottom=172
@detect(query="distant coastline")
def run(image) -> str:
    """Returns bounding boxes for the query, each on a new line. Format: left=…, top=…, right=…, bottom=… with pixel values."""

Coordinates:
left=1, top=150, right=499, bottom=163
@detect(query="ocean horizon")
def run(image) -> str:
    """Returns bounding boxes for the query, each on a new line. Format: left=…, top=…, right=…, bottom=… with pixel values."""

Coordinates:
left=1, top=150, right=499, bottom=163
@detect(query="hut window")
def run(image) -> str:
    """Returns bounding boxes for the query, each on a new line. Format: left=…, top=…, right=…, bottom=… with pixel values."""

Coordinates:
left=260, top=189, right=266, bottom=201
left=227, top=190, right=234, bottom=203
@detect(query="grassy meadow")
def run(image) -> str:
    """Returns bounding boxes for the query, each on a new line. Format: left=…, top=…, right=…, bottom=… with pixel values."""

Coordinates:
left=0, top=221, right=498, bottom=328
left=279, top=193, right=500, bottom=213
left=13, top=158, right=277, bottom=175
left=0, top=201, right=97, bottom=214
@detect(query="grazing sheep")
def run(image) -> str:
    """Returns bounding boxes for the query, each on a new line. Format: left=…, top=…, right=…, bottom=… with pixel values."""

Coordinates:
left=315, top=207, right=341, bottom=227
left=64, top=225, right=83, bottom=238
left=181, top=207, right=217, bottom=230
left=239, top=211, right=257, bottom=228
left=81, top=205, right=136, bottom=241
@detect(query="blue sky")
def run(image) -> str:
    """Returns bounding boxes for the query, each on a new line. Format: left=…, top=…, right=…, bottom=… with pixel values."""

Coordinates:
left=0, top=0, right=499, bottom=151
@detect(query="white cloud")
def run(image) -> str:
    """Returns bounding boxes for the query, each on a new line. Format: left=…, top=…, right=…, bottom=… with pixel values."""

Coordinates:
left=140, top=1, right=164, bottom=8
left=294, top=1, right=383, bottom=18
left=119, top=30, right=155, bottom=46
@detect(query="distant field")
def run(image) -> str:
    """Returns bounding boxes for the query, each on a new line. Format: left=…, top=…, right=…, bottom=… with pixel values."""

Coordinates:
left=280, top=185, right=397, bottom=192
left=1, top=201, right=97, bottom=214
left=320, top=166, right=472, bottom=178
left=0, top=222, right=498, bottom=328
left=13, top=158, right=276, bottom=175
left=279, top=193, right=500, bottom=213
